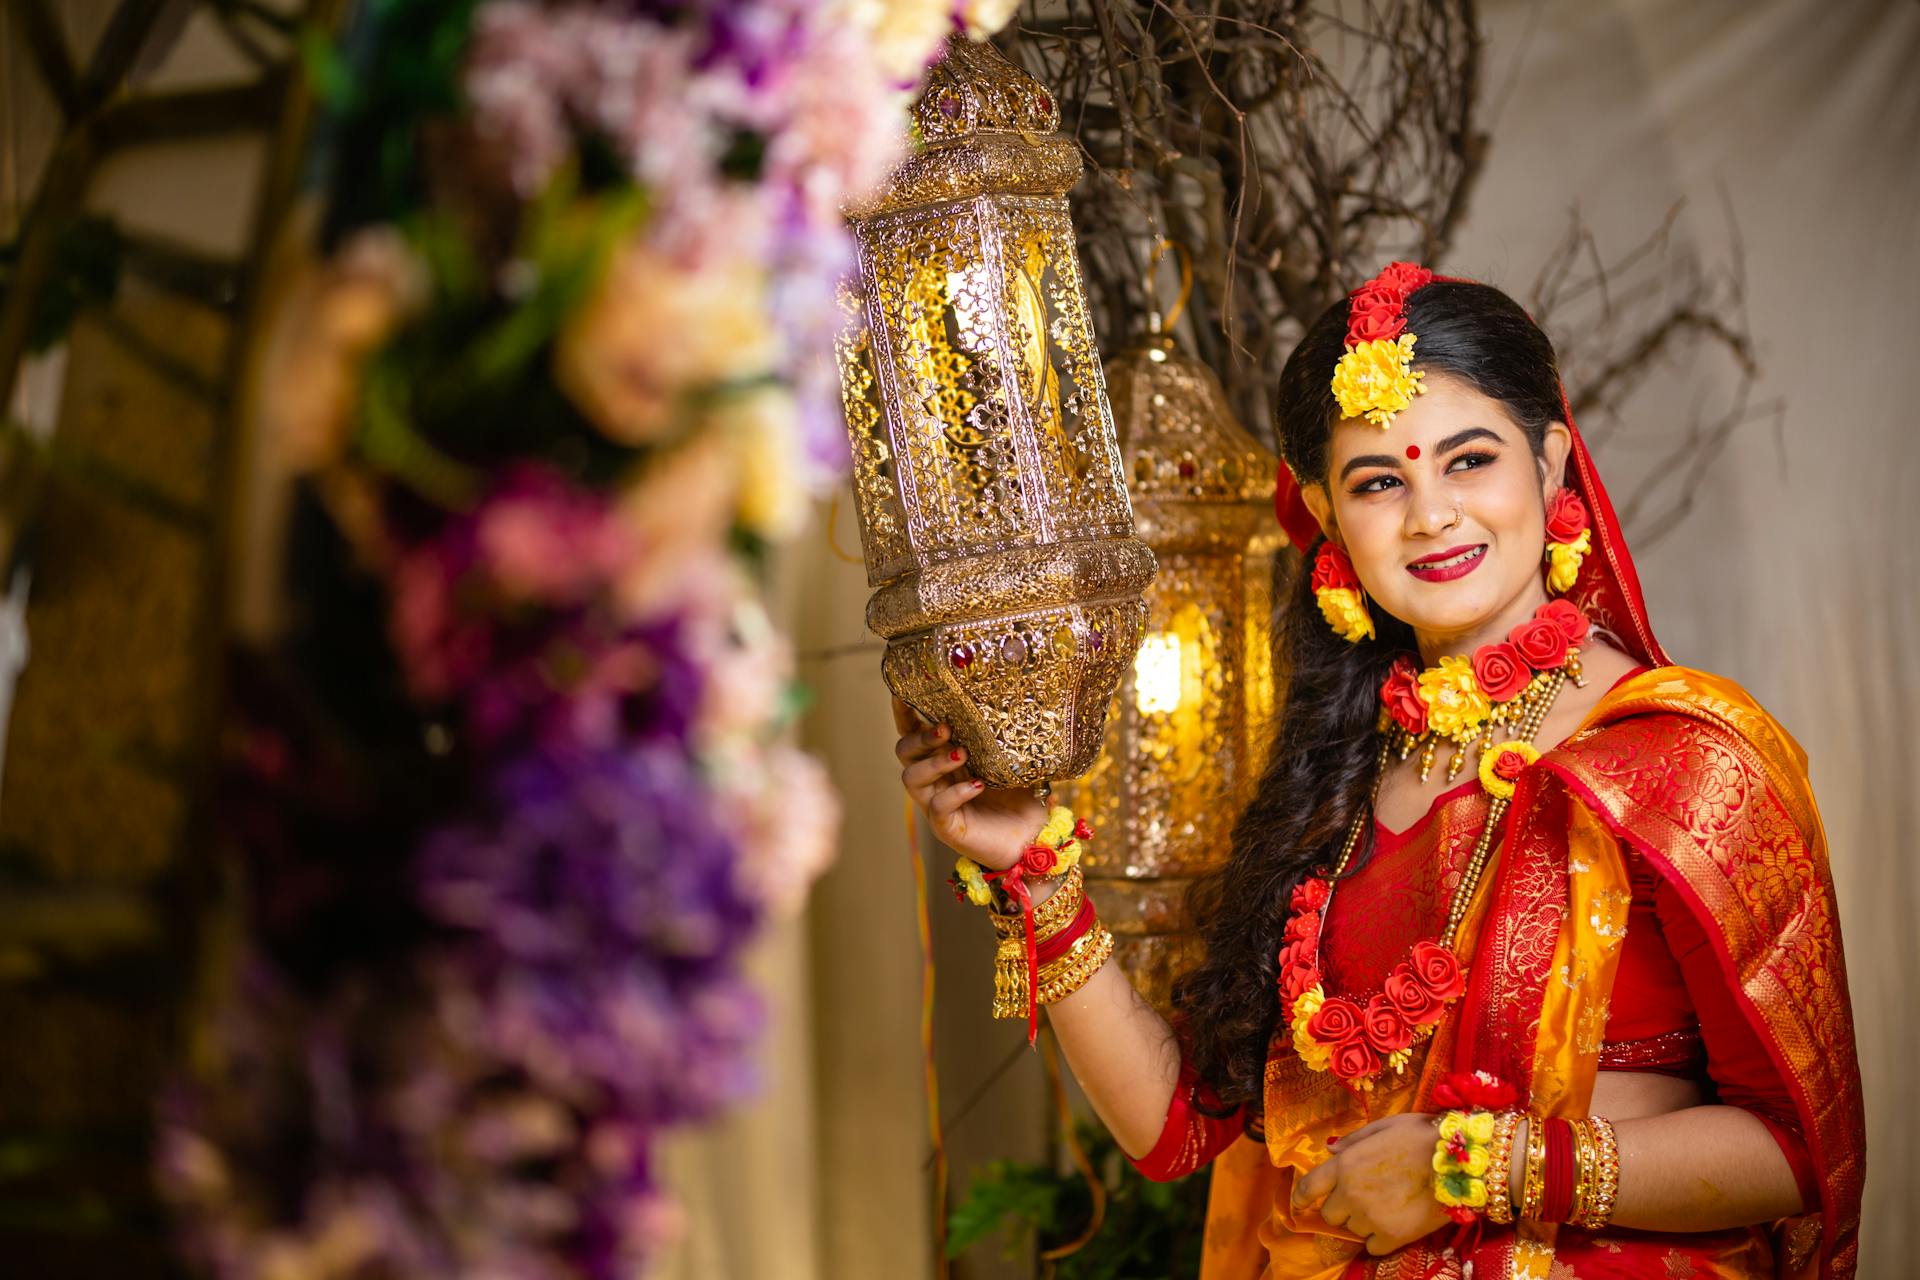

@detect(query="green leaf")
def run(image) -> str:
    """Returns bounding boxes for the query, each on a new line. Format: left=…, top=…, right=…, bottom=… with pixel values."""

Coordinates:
left=946, top=1160, right=1066, bottom=1259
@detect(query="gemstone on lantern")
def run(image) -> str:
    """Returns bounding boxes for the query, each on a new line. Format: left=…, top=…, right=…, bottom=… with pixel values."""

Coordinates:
left=937, top=90, right=962, bottom=119
left=949, top=642, right=974, bottom=670
left=1088, top=627, right=1104, bottom=654
left=1038, top=90, right=1053, bottom=114
left=1051, top=624, right=1075, bottom=658
left=1001, top=634, right=1029, bottom=665
left=1177, top=458, right=1197, bottom=479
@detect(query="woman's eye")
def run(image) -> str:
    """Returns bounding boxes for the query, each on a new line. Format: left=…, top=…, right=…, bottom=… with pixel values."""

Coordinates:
left=1448, top=451, right=1497, bottom=472
left=1351, top=473, right=1401, bottom=495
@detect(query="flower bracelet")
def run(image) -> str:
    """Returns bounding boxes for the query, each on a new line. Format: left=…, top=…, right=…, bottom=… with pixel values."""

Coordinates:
left=949, top=806, right=1103, bottom=1042
left=1428, top=1072, right=1622, bottom=1232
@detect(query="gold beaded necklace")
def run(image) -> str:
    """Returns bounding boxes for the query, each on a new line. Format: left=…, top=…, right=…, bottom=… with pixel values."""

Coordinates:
left=1333, top=665, right=1568, bottom=948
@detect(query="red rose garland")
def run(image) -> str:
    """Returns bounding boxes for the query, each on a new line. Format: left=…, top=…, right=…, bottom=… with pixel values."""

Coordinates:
left=1539, top=598, right=1589, bottom=646
left=1278, top=876, right=1468, bottom=1089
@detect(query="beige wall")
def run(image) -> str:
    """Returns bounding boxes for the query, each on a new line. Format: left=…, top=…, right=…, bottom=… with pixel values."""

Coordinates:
left=1447, top=3, right=1916, bottom=1272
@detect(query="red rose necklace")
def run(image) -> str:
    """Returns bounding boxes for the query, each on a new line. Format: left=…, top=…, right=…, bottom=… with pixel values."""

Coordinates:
left=1277, top=603, right=1588, bottom=1090
left=1378, top=597, right=1593, bottom=783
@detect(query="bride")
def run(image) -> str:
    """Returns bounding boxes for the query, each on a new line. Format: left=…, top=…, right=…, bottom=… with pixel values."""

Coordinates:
left=893, top=264, right=1863, bottom=1278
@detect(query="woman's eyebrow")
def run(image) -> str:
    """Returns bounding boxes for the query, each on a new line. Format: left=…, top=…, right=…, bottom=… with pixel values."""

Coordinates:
left=1338, top=452, right=1399, bottom=481
left=1435, top=426, right=1504, bottom=453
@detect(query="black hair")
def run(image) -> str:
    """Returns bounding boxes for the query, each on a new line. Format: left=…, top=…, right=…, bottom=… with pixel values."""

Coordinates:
left=1169, top=279, right=1565, bottom=1125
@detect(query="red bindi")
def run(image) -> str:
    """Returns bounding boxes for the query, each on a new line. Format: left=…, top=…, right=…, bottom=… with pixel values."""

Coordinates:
left=1405, top=444, right=1422, bottom=460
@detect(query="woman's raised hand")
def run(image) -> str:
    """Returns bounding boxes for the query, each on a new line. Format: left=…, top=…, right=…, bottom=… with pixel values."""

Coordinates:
left=892, top=696, right=1047, bottom=871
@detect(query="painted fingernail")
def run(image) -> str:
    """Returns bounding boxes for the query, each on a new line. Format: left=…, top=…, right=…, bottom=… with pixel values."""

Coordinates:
left=971, top=781, right=984, bottom=790
left=935, top=724, right=948, bottom=738
left=949, top=749, right=962, bottom=761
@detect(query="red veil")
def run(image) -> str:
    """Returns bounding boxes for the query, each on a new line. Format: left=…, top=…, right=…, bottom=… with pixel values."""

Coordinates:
left=1245, top=274, right=1864, bottom=1277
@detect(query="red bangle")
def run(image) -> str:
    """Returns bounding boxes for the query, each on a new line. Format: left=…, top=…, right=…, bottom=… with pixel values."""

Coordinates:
left=1033, top=896, right=1096, bottom=967
left=1541, top=1117, right=1575, bottom=1223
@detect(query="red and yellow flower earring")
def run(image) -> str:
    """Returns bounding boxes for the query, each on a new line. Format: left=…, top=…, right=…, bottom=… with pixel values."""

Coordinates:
left=1543, top=488, right=1591, bottom=593
left=1312, top=542, right=1374, bottom=642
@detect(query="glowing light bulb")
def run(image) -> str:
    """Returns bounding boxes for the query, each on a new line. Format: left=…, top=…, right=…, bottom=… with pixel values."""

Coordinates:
left=1133, top=632, right=1182, bottom=715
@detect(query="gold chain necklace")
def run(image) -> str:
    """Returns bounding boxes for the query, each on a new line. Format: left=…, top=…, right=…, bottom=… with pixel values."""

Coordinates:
left=1332, top=666, right=1568, bottom=948
left=1277, top=663, right=1572, bottom=1089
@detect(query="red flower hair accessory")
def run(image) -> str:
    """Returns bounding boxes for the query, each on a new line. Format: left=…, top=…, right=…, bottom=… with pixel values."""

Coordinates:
left=1332, top=262, right=1435, bottom=429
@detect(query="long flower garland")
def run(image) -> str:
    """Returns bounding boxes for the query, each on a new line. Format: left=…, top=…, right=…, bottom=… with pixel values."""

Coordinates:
left=158, top=4, right=1010, bottom=1276
left=1282, top=601, right=1589, bottom=1090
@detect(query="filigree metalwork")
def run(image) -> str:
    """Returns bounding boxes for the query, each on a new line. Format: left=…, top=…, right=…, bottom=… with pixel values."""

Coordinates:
left=1058, top=337, right=1284, bottom=1009
left=837, top=35, right=1154, bottom=787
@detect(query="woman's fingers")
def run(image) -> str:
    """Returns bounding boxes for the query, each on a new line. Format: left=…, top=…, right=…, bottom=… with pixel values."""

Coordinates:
left=928, top=775, right=985, bottom=820
left=901, top=746, right=970, bottom=801
left=1292, top=1158, right=1338, bottom=1213
left=890, top=695, right=924, bottom=738
left=898, top=717, right=960, bottom=767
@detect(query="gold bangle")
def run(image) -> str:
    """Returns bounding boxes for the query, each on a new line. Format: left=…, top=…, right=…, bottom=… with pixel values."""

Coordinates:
left=1034, top=921, right=1113, bottom=1005
left=988, top=865, right=1085, bottom=943
left=1485, top=1109, right=1521, bottom=1226
left=989, top=870, right=1096, bottom=1020
left=1520, top=1113, right=1548, bottom=1223
left=1566, top=1117, right=1594, bottom=1227
left=1574, top=1115, right=1620, bottom=1229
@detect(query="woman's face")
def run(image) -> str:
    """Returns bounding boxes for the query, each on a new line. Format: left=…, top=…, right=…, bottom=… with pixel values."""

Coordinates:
left=1303, top=372, right=1572, bottom=645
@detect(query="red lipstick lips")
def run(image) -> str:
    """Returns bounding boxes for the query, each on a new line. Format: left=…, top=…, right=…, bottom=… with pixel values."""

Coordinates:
left=1406, top=543, right=1487, bottom=583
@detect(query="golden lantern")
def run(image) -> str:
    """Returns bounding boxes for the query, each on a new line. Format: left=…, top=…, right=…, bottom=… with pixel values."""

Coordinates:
left=1058, top=329, right=1285, bottom=1009
left=833, top=35, right=1155, bottom=788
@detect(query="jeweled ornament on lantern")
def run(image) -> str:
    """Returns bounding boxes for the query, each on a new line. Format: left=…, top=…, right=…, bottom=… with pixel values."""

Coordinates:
left=833, top=35, right=1155, bottom=788
left=1057, top=332, right=1284, bottom=1010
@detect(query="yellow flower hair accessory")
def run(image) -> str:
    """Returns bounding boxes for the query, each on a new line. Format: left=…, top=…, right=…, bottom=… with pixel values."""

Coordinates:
left=1332, top=262, right=1438, bottom=429
left=1332, top=334, right=1427, bottom=429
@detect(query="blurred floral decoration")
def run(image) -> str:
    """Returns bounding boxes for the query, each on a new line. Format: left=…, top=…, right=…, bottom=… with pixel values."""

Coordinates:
left=157, top=1, right=1013, bottom=1275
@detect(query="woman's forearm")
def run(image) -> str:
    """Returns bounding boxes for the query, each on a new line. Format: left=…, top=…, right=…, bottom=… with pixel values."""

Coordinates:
left=1043, top=959, right=1183, bottom=1159
left=1509, top=1105, right=1804, bottom=1233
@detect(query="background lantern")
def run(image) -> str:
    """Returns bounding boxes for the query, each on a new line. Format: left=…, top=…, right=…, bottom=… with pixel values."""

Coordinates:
left=1058, top=329, right=1285, bottom=1010
left=833, top=35, right=1156, bottom=790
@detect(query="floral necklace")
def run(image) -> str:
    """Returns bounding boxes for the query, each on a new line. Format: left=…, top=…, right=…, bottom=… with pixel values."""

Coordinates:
left=1379, top=597, right=1593, bottom=783
left=1276, top=602, right=1589, bottom=1091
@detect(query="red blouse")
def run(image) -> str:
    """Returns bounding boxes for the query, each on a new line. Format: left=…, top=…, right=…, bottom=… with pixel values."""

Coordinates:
left=1131, top=724, right=1817, bottom=1206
